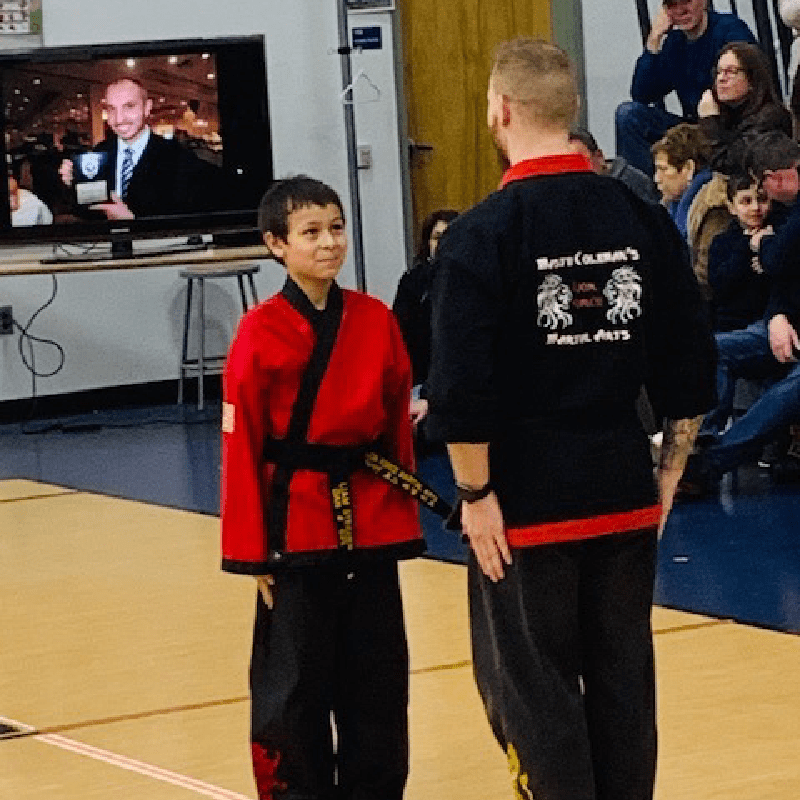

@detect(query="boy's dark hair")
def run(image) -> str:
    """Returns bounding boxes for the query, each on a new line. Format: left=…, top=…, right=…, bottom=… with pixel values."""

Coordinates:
left=725, top=171, right=757, bottom=202
left=258, top=175, right=345, bottom=240
left=744, top=130, right=800, bottom=179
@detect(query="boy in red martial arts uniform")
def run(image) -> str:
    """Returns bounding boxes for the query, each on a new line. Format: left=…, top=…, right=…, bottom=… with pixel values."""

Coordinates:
left=221, top=175, right=424, bottom=800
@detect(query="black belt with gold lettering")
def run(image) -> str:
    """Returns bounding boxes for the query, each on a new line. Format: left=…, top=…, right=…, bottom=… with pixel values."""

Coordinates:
left=263, top=437, right=452, bottom=550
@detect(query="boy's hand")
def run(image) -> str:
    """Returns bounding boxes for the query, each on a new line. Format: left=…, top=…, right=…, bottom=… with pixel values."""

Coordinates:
left=409, top=398, right=429, bottom=427
left=256, top=575, right=275, bottom=609
left=749, top=225, right=773, bottom=249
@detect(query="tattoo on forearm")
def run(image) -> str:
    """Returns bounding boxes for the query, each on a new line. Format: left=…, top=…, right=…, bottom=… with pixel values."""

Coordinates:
left=659, top=415, right=703, bottom=472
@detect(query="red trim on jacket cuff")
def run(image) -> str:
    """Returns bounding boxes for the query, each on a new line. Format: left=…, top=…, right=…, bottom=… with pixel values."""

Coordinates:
left=501, top=153, right=593, bottom=187
left=505, top=504, right=662, bottom=547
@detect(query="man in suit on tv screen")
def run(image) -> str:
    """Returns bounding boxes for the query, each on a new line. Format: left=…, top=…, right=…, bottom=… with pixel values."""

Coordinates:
left=60, top=77, right=219, bottom=220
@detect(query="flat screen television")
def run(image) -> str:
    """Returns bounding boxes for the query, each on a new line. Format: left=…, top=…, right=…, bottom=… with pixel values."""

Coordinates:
left=0, top=35, right=272, bottom=256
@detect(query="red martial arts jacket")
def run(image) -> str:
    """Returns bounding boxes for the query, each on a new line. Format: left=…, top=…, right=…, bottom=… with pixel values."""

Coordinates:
left=221, top=279, right=424, bottom=573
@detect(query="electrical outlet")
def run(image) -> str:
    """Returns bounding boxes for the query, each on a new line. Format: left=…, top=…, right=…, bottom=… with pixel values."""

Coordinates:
left=0, top=305, right=13, bottom=335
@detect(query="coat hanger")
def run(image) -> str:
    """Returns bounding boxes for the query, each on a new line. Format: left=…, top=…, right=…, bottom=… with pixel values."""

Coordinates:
left=340, top=68, right=381, bottom=105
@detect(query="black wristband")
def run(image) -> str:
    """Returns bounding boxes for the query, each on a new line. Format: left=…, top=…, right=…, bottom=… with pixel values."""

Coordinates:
left=454, top=482, right=493, bottom=503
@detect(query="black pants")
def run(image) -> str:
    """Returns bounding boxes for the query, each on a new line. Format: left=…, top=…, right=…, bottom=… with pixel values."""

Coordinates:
left=469, top=529, right=658, bottom=800
left=249, top=561, right=409, bottom=800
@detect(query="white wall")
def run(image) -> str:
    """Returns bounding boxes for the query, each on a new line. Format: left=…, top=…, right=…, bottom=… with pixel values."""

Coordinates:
left=583, top=0, right=761, bottom=158
left=0, top=0, right=409, bottom=403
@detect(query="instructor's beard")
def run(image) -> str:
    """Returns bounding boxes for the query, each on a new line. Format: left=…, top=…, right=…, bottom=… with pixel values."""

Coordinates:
left=493, top=140, right=511, bottom=173
left=490, top=122, right=511, bottom=173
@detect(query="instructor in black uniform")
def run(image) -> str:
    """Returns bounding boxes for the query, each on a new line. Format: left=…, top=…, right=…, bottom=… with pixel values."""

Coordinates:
left=426, top=38, right=716, bottom=800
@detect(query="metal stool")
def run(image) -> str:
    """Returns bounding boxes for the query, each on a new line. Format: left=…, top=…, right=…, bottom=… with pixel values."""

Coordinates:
left=177, top=262, right=260, bottom=410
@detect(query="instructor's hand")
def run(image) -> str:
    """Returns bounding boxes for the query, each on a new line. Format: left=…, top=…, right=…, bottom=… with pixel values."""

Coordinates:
left=657, top=466, right=683, bottom=537
left=461, top=492, right=511, bottom=582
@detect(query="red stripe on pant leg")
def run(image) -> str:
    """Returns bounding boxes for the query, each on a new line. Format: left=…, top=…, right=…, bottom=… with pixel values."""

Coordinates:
left=252, top=742, right=287, bottom=800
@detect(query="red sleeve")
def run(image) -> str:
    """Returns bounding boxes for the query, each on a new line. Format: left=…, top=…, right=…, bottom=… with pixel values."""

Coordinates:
left=220, top=314, right=272, bottom=574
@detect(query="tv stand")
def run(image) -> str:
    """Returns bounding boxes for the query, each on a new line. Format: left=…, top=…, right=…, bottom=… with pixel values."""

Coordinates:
left=111, top=240, right=133, bottom=258
left=40, top=238, right=210, bottom=265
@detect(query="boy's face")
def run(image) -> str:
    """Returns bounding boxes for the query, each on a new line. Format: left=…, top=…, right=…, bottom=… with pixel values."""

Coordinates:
left=730, top=185, right=770, bottom=231
left=266, top=203, right=347, bottom=289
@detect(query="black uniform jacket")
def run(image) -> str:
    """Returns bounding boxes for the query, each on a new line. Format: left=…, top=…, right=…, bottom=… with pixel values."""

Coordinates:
left=426, top=154, right=717, bottom=546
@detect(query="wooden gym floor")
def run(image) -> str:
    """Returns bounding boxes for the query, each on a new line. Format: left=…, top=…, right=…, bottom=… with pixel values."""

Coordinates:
left=2, top=477, right=799, bottom=799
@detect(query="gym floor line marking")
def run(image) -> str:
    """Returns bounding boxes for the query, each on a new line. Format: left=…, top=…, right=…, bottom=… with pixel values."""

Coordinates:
left=0, top=489, right=78, bottom=503
left=0, top=696, right=249, bottom=739
left=1, top=716, right=251, bottom=800
left=411, top=659, right=472, bottom=675
left=655, top=618, right=734, bottom=636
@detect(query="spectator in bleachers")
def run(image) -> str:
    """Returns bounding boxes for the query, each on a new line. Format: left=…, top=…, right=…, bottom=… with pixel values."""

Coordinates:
left=680, top=132, right=800, bottom=495
left=686, top=165, right=731, bottom=298
left=707, top=172, right=774, bottom=332
left=568, top=127, right=661, bottom=204
left=687, top=44, right=791, bottom=306
left=616, top=0, right=755, bottom=176
left=651, top=122, right=713, bottom=241
left=698, top=42, right=793, bottom=169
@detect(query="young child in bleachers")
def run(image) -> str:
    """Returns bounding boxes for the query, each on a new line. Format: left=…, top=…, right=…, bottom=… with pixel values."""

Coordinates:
left=708, top=172, right=774, bottom=332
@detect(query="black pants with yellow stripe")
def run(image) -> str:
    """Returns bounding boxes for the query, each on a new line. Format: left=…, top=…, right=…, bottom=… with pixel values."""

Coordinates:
left=249, top=561, right=409, bottom=800
left=469, top=529, right=658, bottom=800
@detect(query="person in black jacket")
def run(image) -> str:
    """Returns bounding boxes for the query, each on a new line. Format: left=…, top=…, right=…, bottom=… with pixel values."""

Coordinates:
left=59, top=77, right=219, bottom=219
left=426, top=37, right=716, bottom=800
left=392, top=208, right=458, bottom=435
left=708, top=171, right=774, bottom=332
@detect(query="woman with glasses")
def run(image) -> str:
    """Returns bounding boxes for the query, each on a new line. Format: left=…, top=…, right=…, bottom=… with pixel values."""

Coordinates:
left=698, top=42, right=792, bottom=172
left=687, top=43, right=792, bottom=299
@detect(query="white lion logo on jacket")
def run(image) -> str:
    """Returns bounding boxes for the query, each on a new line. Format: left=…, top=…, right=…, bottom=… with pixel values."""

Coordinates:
left=603, top=266, right=643, bottom=324
left=537, top=274, right=573, bottom=330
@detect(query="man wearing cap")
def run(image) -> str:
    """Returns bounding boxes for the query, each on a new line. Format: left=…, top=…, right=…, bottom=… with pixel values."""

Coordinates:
left=616, top=0, right=755, bottom=176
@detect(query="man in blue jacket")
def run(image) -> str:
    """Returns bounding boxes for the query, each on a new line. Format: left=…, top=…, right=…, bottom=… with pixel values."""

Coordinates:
left=616, top=0, right=755, bottom=176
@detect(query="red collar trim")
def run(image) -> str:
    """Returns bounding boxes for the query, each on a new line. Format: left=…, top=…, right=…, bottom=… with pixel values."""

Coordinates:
left=501, top=154, right=593, bottom=187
